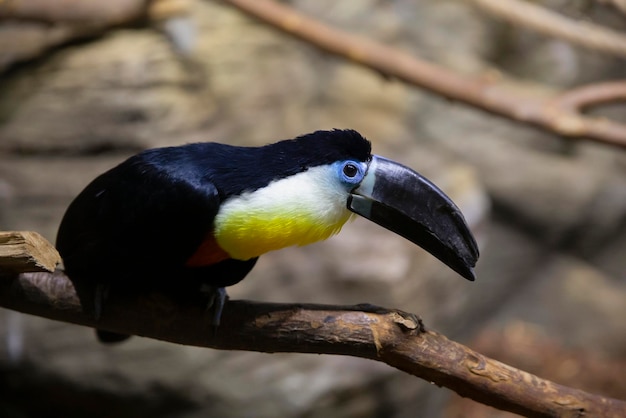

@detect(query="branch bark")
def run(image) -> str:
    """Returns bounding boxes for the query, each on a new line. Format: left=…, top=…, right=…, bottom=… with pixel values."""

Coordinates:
left=0, top=270, right=625, bottom=418
left=223, top=0, right=626, bottom=149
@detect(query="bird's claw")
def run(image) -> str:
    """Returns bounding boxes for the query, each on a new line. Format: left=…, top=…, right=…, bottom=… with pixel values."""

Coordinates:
left=93, top=282, right=110, bottom=321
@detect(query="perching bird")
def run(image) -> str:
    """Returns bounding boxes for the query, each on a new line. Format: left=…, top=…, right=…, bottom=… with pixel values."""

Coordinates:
left=56, top=129, right=479, bottom=342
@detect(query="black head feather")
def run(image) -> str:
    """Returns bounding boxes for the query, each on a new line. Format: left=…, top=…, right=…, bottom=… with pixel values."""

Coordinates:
left=266, top=129, right=372, bottom=168
left=135, top=129, right=372, bottom=199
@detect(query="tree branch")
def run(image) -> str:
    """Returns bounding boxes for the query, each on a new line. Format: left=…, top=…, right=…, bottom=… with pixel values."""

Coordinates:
left=223, top=0, right=626, bottom=149
left=469, top=0, right=626, bottom=58
left=0, top=270, right=625, bottom=418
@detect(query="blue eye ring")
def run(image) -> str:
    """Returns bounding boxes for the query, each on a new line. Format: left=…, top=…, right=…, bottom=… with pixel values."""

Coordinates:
left=339, top=160, right=365, bottom=184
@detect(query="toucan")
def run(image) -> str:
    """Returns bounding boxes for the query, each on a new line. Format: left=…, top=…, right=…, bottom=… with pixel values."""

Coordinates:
left=56, top=129, right=479, bottom=342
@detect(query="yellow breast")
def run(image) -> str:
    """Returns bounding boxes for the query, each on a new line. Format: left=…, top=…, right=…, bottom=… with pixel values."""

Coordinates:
left=214, top=210, right=351, bottom=260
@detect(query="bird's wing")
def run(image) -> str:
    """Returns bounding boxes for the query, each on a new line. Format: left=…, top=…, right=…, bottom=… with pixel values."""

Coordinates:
left=56, top=152, right=222, bottom=285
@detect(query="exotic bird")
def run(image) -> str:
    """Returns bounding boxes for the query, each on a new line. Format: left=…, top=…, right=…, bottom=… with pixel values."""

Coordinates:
left=56, top=129, right=479, bottom=342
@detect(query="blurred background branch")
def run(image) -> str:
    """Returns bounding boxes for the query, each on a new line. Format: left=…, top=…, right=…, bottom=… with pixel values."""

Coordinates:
left=0, top=0, right=146, bottom=24
left=468, top=0, right=626, bottom=58
left=2, top=0, right=626, bottom=147
left=594, top=0, right=626, bottom=14
left=224, top=0, right=626, bottom=149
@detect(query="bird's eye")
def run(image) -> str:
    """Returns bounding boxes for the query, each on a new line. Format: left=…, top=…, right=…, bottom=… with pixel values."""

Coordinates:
left=338, top=161, right=365, bottom=185
left=343, top=163, right=359, bottom=178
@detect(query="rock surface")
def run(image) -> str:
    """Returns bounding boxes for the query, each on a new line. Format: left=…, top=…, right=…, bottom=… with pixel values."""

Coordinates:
left=1, top=1, right=625, bottom=417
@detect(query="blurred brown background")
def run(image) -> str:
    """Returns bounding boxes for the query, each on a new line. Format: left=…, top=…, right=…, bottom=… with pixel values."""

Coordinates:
left=1, top=0, right=626, bottom=417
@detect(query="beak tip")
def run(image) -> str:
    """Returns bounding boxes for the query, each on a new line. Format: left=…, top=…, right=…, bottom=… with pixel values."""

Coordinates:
left=461, top=237, right=479, bottom=282
left=464, top=268, right=476, bottom=282
left=454, top=261, right=476, bottom=282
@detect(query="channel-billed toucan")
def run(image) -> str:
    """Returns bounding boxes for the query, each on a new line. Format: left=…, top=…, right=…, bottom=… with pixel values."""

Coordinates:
left=56, top=129, right=479, bottom=342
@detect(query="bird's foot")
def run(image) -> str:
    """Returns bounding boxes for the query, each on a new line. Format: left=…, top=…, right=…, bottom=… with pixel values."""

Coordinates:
left=92, top=282, right=130, bottom=343
left=200, top=285, right=228, bottom=331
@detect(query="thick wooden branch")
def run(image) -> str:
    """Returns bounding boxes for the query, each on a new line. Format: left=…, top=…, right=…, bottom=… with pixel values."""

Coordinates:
left=223, top=0, right=626, bottom=149
left=0, top=270, right=624, bottom=418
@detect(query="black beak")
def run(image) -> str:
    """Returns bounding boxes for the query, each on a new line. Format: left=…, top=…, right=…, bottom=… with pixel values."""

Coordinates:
left=348, top=155, right=479, bottom=281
